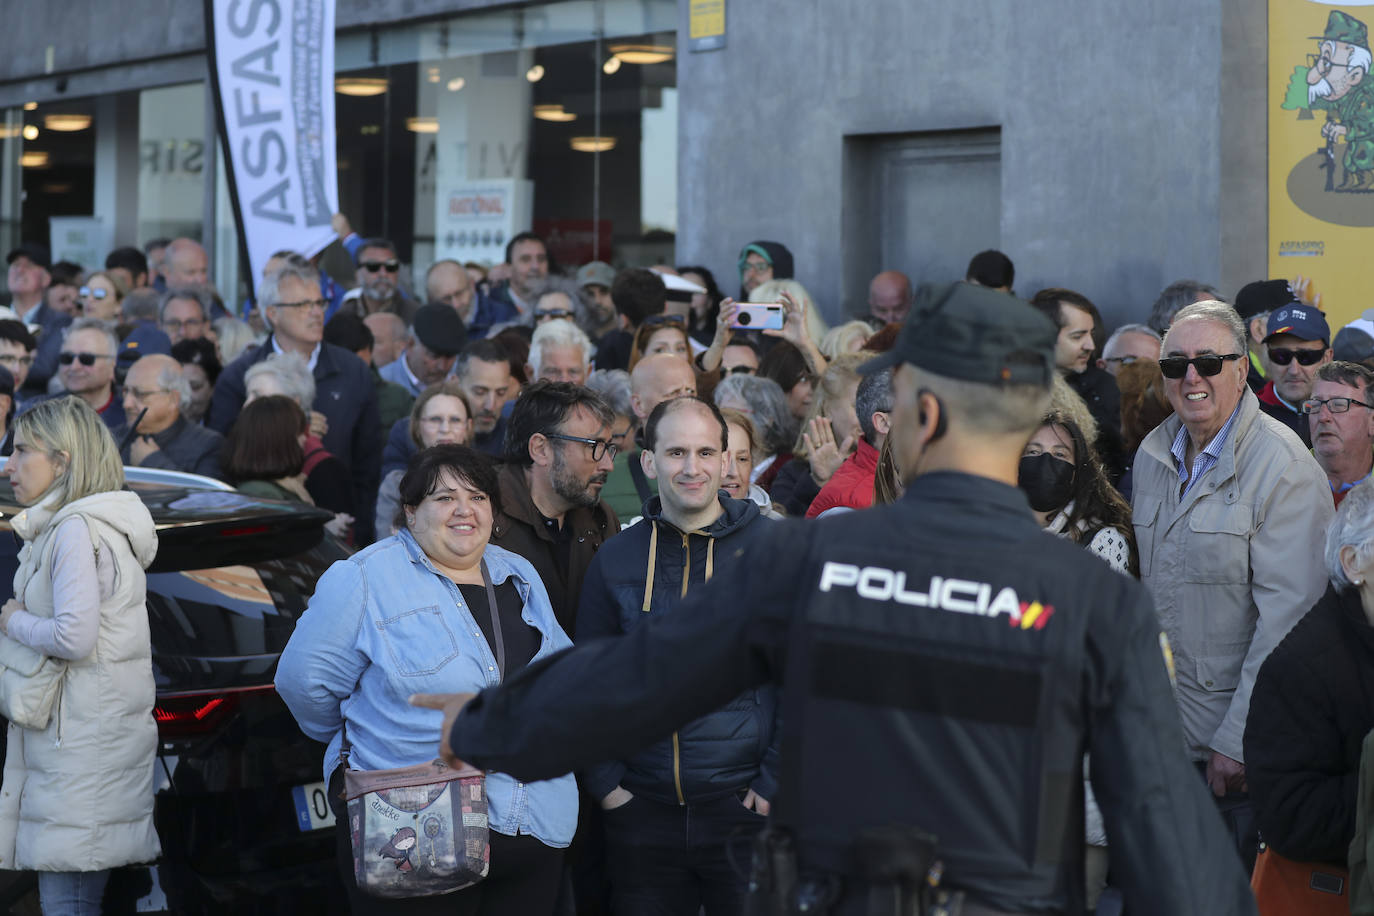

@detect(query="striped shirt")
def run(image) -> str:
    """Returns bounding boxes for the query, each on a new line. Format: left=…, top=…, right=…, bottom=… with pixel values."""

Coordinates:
left=1170, top=403, right=1244, bottom=497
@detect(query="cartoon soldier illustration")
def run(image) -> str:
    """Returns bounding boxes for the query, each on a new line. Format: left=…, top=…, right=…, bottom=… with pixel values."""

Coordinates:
left=1306, top=10, right=1374, bottom=188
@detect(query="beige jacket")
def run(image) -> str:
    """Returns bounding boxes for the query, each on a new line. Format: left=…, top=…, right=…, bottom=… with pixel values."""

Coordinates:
left=0, top=490, right=161, bottom=871
left=1132, top=389, right=1331, bottom=763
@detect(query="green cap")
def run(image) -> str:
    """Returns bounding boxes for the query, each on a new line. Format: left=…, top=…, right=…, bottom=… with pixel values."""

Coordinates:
left=858, top=282, right=1057, bottom=386
left=1312, top=10, right=1369, bottom=50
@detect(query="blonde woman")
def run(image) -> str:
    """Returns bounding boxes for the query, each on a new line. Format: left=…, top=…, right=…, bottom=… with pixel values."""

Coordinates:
left=0, top=396, right=159, bottom=912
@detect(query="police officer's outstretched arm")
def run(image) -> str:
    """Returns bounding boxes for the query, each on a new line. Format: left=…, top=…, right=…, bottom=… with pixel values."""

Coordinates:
left=1087, top=583, right=1258, bottom=915
left=429, top=531, right=790, bottom=783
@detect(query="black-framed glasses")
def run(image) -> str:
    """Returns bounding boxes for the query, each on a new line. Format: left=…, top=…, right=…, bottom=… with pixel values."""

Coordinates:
left=535, top=309, right=575, bottom=323
left=1104, top=355, right=1140, bottom=366
left=58, top=351, right=113, bottom=366
left=1158, top=353, right=1243, bottom=379
left=1308, top=53, right=1354, bottom=73
left=360, top=260, right=400, bottom=273
left=543, top=432, right=619, bottom=461
left=1268, top=347, right=1326, bottom=367
left=126, top=387, right=170, bottom=401
left=725, top=365, right=756, bottom=375
left=161, top=318, right=204, bottom=332
left=1302, top=396, right=1374, bottom=415
left=276, top=298, right=327, bottom=311
left=642, top=313, right=687, bottom=328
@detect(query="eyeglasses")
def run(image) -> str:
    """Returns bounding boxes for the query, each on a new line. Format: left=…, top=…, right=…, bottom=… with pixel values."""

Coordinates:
left=1302, top=396, right=1374, bottom=415
left=1268, top=347, right=1327, bottom=367
left=57, top=351, right=112, bottom=365
left=1104, top=355, right=1140, bottom=366
left=0, top=355, right=33, bottom=369
left=360, top=260, right=400, bottom=273
left=126, top=387, right=170, bottom=401
left=275, top=298, right=327, bottom=311
left=738, top=259, right=771, bottom=276
left=1308, top=53, right=1355, bottom=73
left=162, top=318, right=204, bottom=332
left=725, top=365, right=756, bottom=375
left=420, top=414, right=469, bottom=429
left=78, top=286, right=109, bottom=300
left=642, top=313, right=687, bottom=328
left=1158, top=353, right=1243, bottom=379
left=535, top=309, right=575, bottom=323
left=543, top=432, right=619, bottom=461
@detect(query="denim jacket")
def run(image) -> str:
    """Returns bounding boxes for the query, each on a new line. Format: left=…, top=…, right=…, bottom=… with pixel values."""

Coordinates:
left=275, top=529, right=579, bottom=847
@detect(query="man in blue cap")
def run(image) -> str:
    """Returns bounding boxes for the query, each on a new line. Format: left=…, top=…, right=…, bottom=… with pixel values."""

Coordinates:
left=414, top=282, right=1258, bottom=916
left=1259, top=303, right=1333, bottom=446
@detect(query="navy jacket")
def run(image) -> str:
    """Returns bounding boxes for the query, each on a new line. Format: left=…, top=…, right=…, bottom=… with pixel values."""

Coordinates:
left=114, top=416, right=224, bottom=479
left=575, top=493, right=780, bottom=805
left=206, top=338, right=381, bottom=542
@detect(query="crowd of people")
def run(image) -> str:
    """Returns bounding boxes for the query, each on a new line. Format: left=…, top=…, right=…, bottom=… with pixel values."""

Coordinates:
left=4, top=217, right=1374, bottom=914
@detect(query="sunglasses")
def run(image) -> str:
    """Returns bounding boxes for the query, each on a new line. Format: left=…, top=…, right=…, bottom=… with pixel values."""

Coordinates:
left=1268, top=347, right=1326, bottom=367
left=360, top=260, right=400, bottom=273
left=725, top=365, right=756, bottom=375
left=535, top=309, right=575, bottom=323
left=642, top=313, right=687, bottom=328
left=59, top=351, right=111, bottom=366
left=1158, top=353, right=1243, bottom=379
left=78, top=286, right=109, bottom=300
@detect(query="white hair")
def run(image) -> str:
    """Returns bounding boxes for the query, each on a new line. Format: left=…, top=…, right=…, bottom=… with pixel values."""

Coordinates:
left=1327, top=479, right=1374, bottom=589
left=244, top=351, right=315, bottom=411
left=585, top=368, right=632, bottom=417
left=1103, top=323, right=1162, bottom=358
left=152, top=359, right=194, bottom=413
left=1162, top=300, right=1247, bottom=357
left=528, top=318, right=593, bottom=376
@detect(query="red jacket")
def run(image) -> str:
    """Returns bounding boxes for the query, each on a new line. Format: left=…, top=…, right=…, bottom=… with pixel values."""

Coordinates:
left=805, top=438, right=880, bottom=518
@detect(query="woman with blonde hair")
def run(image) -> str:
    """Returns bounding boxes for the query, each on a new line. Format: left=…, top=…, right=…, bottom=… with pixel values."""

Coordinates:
left=77, top=271, right=127, bottom=322
left=769, top=352, right=869, bottom=516
left=820, top=320, right=877, bottom=360
left=0, top=396, right=160, bottom=912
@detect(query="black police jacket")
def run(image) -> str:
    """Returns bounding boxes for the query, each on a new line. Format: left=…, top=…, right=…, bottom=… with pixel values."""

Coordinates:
left=449, top=472, right=1256, bottom=915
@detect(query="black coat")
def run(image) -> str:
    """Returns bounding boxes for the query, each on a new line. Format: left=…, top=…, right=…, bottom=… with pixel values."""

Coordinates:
left=1066, top=365, right=1126, bottom=483
left=1245, top=584, right=1374, bottom=865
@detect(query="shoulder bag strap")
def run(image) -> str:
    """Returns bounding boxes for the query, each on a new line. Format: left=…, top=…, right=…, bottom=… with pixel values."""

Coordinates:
left=481, top=560, right=505, bottom=680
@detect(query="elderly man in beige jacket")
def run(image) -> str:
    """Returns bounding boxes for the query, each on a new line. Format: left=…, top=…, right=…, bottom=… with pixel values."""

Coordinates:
left=1133, top=300, right=1331, bottom=837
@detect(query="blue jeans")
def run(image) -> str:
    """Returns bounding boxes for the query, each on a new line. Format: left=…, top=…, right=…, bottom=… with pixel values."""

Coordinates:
left=37, top=869, right=109, bottom=915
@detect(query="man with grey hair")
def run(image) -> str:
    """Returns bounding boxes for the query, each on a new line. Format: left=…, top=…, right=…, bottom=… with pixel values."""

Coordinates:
left=1306, top=360, right=1374, bottom=504
left=49, top=318, right=123, bottom=431
left=159, top=287, right=212, bottom=346
left=114, top=354, right=223, bottom=477
left=362, top=312, right=407, bottom=368
left=162, top=238, right=211, bottom=292
left=805, top=367, right=892, bottom=517
left=1147, top=279, right=1222, bottom=336
left=527, top=318, right=593, bottom=385
left=1098, top=323, right=1161, bottom=376
left=1132, top=298, right=1331, bottom=868
left=208, top=261, right=382, bottom=542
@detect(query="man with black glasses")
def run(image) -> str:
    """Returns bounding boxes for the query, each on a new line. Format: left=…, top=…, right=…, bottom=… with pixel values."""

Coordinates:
left=491, top=380, right=620, bottom=636
left=340, top=238, right=416, bottom=322
left=1258, top=303, right=1333, bottom=446
left=1305, top=360, right=1374, bottom=504
left=1132, top=299, right=1330, bottom=871
left=50, top=319, right=123, bottom=431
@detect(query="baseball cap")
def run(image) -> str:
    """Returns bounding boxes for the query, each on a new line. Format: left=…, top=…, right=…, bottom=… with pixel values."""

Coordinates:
left=576, top=261, right=615, bottom=290
left=1264, top=304, right=1331, bottom=344
left=1334, top=317, right=1374, bottom=364
left=5, top=243, right=50, bottom=271
left=117, top=324, right=173, bottom=373
left=412, top=303, right=467, bottom=356
left=1234, top=279, right=1298, bottom=321
left=858, top=282, right=1057, bottom=386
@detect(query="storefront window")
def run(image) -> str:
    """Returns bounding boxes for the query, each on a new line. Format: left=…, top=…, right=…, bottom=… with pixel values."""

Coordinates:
left=334, top=0, right=678, bottom=282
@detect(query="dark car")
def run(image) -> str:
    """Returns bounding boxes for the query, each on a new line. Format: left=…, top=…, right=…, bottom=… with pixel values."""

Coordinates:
left=0, top=468, right=350, bottom=914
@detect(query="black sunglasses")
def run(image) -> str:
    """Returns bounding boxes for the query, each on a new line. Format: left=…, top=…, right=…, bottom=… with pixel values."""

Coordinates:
left=59, top=351, right=110, bottom=366
left=1268, top=347, right=1326, bottom=367
left=725, top=365, right=756, bottom=375
left=642, top=314, right=687, bottom=328
left=360, top=260, right=400, bottom=273
left=1158, top=353, right=1243, bottom=379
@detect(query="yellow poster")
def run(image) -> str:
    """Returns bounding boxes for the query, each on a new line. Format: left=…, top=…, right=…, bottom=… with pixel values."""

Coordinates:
left=1269, top=2, right=1374, bottom=331
left=689, top=0, right=726, bottom=52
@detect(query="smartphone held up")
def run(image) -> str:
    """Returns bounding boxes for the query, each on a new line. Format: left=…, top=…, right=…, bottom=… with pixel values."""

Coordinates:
left=729, top=303, right=785, bottom=331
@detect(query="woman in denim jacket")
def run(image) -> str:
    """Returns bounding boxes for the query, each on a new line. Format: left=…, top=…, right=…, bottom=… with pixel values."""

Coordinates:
left=277, top=444, right=577, bottom=915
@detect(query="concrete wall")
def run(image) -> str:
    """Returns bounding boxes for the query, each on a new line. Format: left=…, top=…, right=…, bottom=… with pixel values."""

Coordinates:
left=676, top=0, right=1251, bottom=331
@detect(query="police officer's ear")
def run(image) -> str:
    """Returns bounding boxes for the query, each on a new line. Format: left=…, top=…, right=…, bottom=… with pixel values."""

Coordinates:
left=916, top=388, right=948, bottom=442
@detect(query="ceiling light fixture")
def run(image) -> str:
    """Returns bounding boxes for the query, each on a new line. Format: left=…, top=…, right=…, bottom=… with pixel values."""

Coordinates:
left=43, top=113, right=91, bottom=132
left=526, top=64, right=545, bottom=83
left=602, top=56, right=622, bottom=75
left=22, top=102, right=36, bottom=111
left=570, top=136, right=616, bottom=153
left=533, top=104, right=577, bottom=123
left=405, top=116, right=439, bottom=133
left=335, top=77, right=389, bottom=97
left=609, top=44, right=674, bottom=65
left=447, top=77, right=466, bottom=92
left=22, top=125, right=38, bottom=141
left=20, top=151, right=49, bottom=168
left=426, top=67, right=440, bottom=84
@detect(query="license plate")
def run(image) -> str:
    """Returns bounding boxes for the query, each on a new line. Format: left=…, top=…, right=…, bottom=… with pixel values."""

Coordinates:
left=291, top=781, right=336, bottom=832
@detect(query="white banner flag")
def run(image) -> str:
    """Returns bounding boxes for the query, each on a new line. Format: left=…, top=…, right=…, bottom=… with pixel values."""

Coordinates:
left=206, top=0, right=338, bottom=292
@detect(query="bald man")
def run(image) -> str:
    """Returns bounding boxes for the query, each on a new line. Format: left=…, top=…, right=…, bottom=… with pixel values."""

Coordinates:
left=114, top=354, right=225, bottom=478
left=363, top=312, right=408, bottom=368
left=867, top=270, right=913, bottom=325
left=163, top=238, right=211, bottom=291
left=426, top=258, right=516, bottom=338
left=600, top=354, right=700, bottom=521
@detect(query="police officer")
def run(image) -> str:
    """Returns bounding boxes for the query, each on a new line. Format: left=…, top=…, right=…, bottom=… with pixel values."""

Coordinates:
left=412, top=283, right=1256, bottom=915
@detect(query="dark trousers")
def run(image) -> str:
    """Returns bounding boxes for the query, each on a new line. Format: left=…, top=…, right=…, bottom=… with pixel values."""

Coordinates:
left=603, top=792, right=766, bottom=916
left=329, top=767, right=565, bottom=915
left=1194, top=762, right=1259, bottom=875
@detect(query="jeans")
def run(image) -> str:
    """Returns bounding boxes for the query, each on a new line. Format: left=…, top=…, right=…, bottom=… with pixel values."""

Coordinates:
left=37, top=870, right=109, bottom=916
left=602, top=792, right=766, bottom=916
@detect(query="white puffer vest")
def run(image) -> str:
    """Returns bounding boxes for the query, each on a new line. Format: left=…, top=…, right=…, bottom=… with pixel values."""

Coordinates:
left=0, top=490, right=161, bottom=871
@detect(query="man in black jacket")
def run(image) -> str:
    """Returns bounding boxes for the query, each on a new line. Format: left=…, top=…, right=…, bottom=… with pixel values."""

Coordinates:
left=416, top=283, right=1256, bottom=916
left=490, top=381, right=619, bottom=636
left=576, top=395, right=777, bottom=915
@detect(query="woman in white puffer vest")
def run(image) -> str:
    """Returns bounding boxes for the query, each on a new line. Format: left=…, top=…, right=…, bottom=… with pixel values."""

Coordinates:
left=0, top=396, right=160, bottom=913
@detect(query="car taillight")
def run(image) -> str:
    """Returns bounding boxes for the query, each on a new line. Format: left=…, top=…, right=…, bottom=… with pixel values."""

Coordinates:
left=154, top=685, right=276, bottom=740
left=218, top=524, right=271, bottom=537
